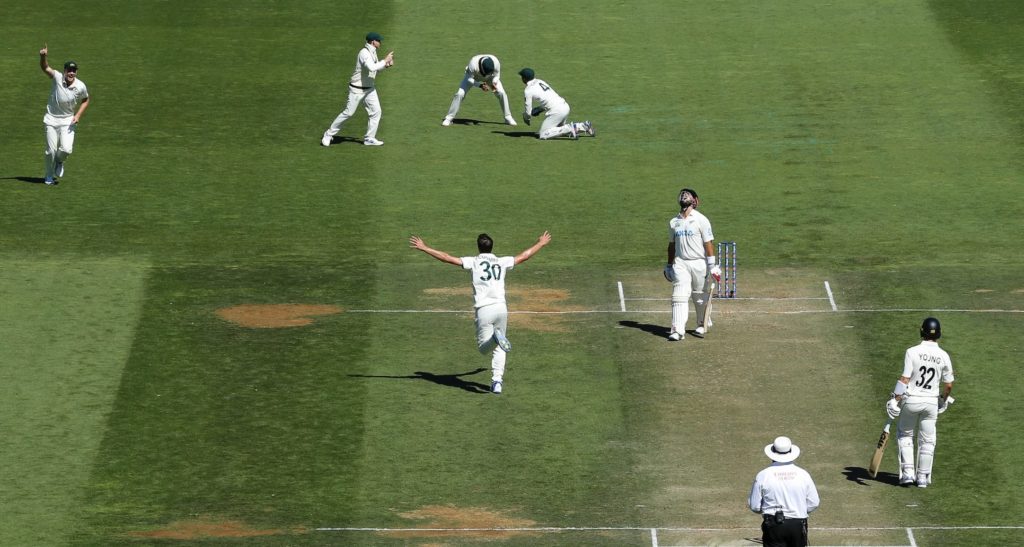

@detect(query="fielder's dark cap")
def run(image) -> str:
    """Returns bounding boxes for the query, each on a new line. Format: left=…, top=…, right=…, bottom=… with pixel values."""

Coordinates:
left=63, top=60, right=78, bottom=71
left=480, top=57, right=495, bottom=76
left=366, top=32, right=383, bottom=43
left=518, top=67, right=534, bottom=80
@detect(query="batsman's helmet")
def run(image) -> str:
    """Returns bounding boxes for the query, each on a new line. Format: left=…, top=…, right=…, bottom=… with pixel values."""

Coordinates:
left=920, top=317, right=941, bottom=340
left=678, top=188, right=699, bottom=208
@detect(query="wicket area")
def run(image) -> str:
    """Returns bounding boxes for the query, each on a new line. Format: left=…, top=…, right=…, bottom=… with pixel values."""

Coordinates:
left=717, top=241, right=737, bottom=298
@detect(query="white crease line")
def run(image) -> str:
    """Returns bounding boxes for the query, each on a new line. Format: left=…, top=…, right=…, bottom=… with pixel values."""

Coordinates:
left=825, top=281, right=838, bottom=311
left=618, top=281, right=626, bottom=312
left=907, top=527, right=917, bottom=547
left=651, top=527, right=659, bottom=547
left=346, top=308, right=1024, bottom=315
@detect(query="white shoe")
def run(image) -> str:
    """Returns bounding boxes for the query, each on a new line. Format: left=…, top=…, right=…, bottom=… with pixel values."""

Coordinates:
left=694, top=326, right=706, bottom=338
left=667, top=331, right=682, bottom=342
left=504, top=116, right=517, bottom=126
left=583, top=120, right=595, bottom=137
left=494, top=329, right=512, bottom=353
left=900, top=474, right=915, bottom=486
left=321, top=133, right=332, bottom=147
left=44, top=178, right=57, bottom=186
left=363, top=137, right=384, bottom=146
left=916, top=473, right=930, bottom=488
left=441, top=118, right=453, bottom=126
left=569, top=123, right=578, bottom=139
left=55, top=161, right=65, bottom=178
left=491, top=381, right=503, bottom=394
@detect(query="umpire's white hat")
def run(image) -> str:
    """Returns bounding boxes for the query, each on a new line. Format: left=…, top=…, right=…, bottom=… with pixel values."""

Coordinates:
left=765, top=436, right=801, bottom=463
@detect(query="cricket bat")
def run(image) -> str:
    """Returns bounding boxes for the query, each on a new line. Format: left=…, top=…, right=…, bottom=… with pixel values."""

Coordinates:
left=702, top=280, right=715, bottom=330
left=868, top=418, right=893, bottom=478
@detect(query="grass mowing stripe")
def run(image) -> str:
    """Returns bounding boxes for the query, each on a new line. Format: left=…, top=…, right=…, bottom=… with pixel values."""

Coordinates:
left=0, top=258, right=148, bottom=546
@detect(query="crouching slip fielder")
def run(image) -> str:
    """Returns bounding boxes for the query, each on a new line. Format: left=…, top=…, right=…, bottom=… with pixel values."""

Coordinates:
left=410, top=231, right=551, bottom=394
left=886, top=317, right=954, bottom=488
left=442, top=54, right=516, bottom=126
left=666, top=188, right=720, bottom=341
left=519, top=68, right=594, bottom=140
left=39, top=44, right=90, bottom=186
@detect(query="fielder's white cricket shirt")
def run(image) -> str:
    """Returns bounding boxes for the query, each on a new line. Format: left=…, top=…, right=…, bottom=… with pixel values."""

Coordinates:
left=45, top=71, right=88, bottom=125
left=350, top=44, right=388, bottom=88
left=461, top=254, right=516, bottom=309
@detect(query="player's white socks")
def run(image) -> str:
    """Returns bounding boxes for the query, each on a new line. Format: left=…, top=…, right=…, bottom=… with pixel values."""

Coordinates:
left=491, top=347, right=507, bottom=383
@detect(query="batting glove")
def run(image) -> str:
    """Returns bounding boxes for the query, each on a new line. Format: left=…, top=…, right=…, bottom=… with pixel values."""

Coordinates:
left=709, top=264, right=722, bottom=282
left=885, top=397, right=901, bottom=419
left=938, top=395, right=954, bottom=414
left=663, top=265, right=675, bottom=283
left=522, top=113, right=531, bottom=125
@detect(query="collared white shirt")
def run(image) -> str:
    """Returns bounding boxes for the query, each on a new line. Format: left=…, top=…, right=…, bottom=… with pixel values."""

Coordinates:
left=902, top=340, right=954, bottom=398
left=669, top=209, right=713, bottom=261
left=461, top=254, right=516, bottom=309
left=523, top=78, right=568, bottom=115
left=749, top=462, right=820, bottom=519
left=45, top=71, right=88, bottom=124
left=349, top=43, right=388, bottom=88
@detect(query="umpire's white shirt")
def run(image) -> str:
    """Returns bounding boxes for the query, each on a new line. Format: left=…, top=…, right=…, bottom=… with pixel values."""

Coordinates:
left=461, top=254, right=516, bottom=309
left=749, top=462, right=820, bottom=519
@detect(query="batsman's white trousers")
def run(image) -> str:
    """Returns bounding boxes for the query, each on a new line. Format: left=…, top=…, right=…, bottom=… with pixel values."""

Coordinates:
left=44, top=120, right=76, bottom=180
left=670, top=258, right=709, bottom=333
left=475, top=303, right=508, bottom=382
left=325, top=86, right=382, bottom=140
left=897, top=397, right=938, bottom=476
left=539, top=102, right=573, bottom=140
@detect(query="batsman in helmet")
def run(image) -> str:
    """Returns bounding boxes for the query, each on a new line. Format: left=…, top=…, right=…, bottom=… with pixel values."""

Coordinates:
left=886, top=317, right=955, bottom=487
left=664, top=188, right=720, bottom=341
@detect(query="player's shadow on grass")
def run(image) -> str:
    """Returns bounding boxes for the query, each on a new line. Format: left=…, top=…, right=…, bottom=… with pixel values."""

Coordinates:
left=449, top=118, right=504, bottom=126
left=842, top=466, right=900, bottom=486
left=321, top=136, right=367, bottom=146
left=618, top=320, right=672, bottom=339
left=494, top=131, right=539, bottom=138
left=349, top=368, right=491, bottom=394
left=1, top=176, right=48, bottom=185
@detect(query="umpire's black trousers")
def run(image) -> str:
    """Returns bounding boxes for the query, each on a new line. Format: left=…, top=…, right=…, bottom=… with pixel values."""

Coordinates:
left=761, top=514, right=808, bottom=547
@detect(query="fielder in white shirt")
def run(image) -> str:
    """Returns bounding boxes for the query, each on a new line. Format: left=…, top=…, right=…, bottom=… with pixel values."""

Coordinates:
left=749, top=436, right=820, bottom=547
left=322, top=32, right=394, bottom=147
left=442, top=54, right=516, bottom=127
left=665, top=188, right=720, bottom=341
left=39, top=44, right=90, bottom=186
left=518, top=68, right=594, bottom=140
left=410, top=231, right=551, bottom=394
left=886, top=317, right=955, bottom=488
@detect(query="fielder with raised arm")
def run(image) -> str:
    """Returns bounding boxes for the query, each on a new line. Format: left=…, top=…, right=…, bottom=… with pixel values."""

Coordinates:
left=442, top=54, right=516, bottom=126
left=410, top=231, right=551, bottom=394
left=39, top=43, right=90, bottom=186
left=665, top=188, right=720, bottom=341
left=885, top=317, right=955, bottom=487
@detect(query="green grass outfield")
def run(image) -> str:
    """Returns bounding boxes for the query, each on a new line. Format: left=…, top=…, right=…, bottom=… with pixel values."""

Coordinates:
left=1, top=1, right=1022, bottom=545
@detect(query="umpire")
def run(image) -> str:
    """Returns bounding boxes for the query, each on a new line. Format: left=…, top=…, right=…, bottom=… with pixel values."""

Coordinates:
left=748, top=436, right=820, bottom=547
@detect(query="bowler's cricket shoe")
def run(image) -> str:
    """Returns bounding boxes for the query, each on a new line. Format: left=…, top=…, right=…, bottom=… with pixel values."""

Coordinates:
left=55, top=161, right=65, bottom=178
left=44, top=178, right=57, bottom=186
left=321, top=133, right=332, bottom=147
left=494, top=329, right=512, bottom=353
left=504, top=116, right=518, bottom=126
left=363, top=137, right=384, bottom=146
left=441, top=117, right=453, bottom=126
left=491, top=381, right=503, bottom=394
left=667, top=331, right=682, bottom=342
